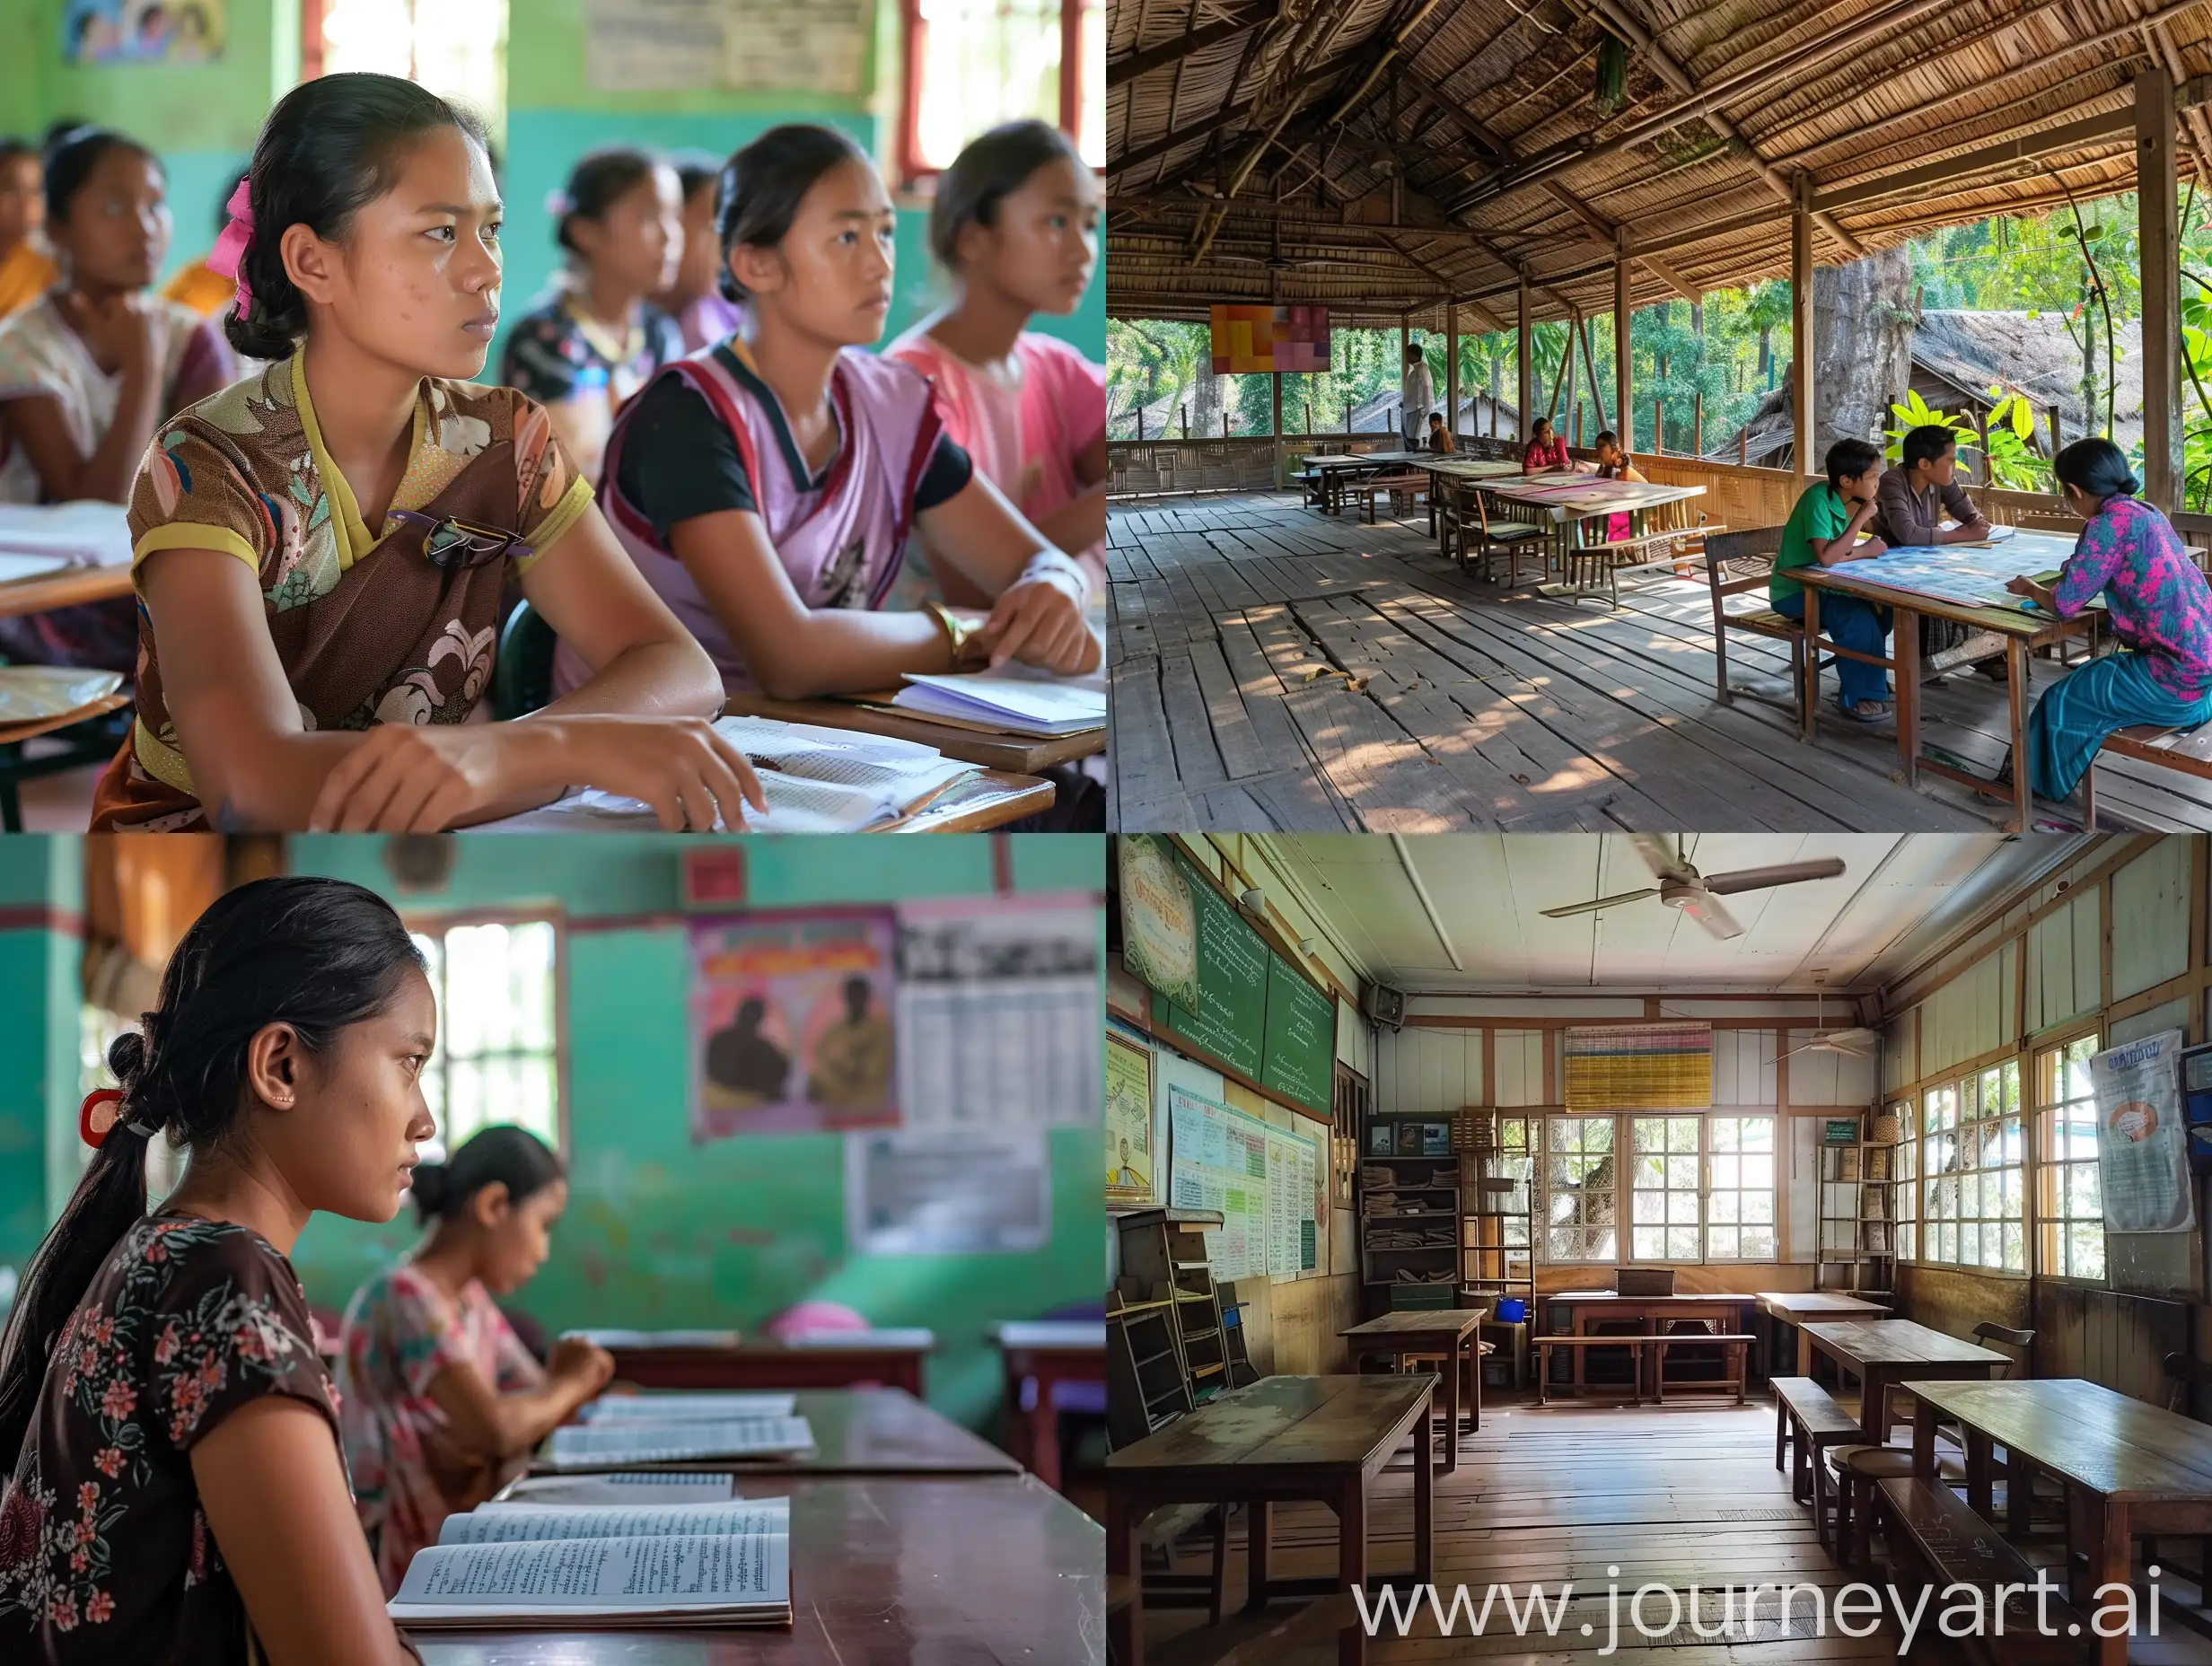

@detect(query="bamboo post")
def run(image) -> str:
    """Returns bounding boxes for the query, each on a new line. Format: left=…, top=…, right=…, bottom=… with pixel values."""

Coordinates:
left=1137, top=406, right=1144, bottom=441
left=1654, top=397, right=1664, bottom=456
left=1345, top=397, right=1353, bottom=434
left=1790, top=172, right=1815, bottom=485
left=2139, top=68, right=2183, bottom=513
left=1305, top=399, right=1312, bottom=435
left=2050, top=403, right=2062, bottom=495
left=1517, top=276, right=1533, bottom=443
left=1615, top=250, right=1633, bottom=457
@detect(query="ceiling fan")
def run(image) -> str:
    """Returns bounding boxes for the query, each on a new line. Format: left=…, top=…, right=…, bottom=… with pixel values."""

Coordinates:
left=1782, top=990, right=1880, bottom=1061
left=1538, top=835, right=1847, bottom=943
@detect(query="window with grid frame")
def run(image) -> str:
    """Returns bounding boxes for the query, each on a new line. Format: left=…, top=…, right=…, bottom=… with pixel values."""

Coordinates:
left=1494, top=1114, right=1534, bottom=1263
left=2036, top=1035, right=2104, bottom=1282
left=1629, top=1115, right=1702, bottom=1261
left=1706, top=1114, right=1778, bottom=1261
left=1891, top=1100, right=1918, bottom=1262
left=410, top=917, right=561, bottom=1162
left=1545, top=1114, right=1618, bottom=1263
left=311, top=0, right=511, bottom=144
left=900, top=0, right=1102, bottom=183
left=1920, top=1062, right=2023, bottom=1271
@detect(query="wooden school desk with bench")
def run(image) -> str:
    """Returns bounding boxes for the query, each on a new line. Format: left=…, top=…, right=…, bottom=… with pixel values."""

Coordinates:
left=578, top=1328, right=938, bottom=1398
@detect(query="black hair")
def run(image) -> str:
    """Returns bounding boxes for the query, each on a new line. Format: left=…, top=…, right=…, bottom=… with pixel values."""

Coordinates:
left=1593, top=429, right=1620, bottom=448
left=0, top=876, right=424, bottom=1470
left=927, top=118, right=1084, bottom=270
left=1900, top=424, right=1958, bottom=470
left=42, top=125, right=160, bottom=225
left=40, top=118, right=90, bottom=152
left=670, top=149, right=722, bottom=205
left=714, top=123, right=872, bottom=303
left=1824, top=437, right=1883, bottom=491
left=0, top=136, right=35, bottom=171
left=214, top=164, right=249, bottom=236
left=409, top=1125, right=564, bottom=1225
left=224, top=72, right=487, bottom=362
left=2055, top=435, right=2140, bottom=502
left=1531, top=416, right=1554, bottom=438
left=554, top=146, right=661, bottom=255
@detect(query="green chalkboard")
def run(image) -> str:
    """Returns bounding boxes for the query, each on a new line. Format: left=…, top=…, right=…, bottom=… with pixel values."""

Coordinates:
left=1263, top=957, right=1337, bottom=1116
left=1151, top=852, right=1268, bottom=1080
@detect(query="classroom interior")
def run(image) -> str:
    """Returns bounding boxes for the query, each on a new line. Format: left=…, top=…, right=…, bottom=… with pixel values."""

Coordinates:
left=0, top=829, right=1108, bottom=1654
left=1104, top=0, right=2212, bottom=838
left=0, top=0, right=1108, bottom=832
left=1106, top=831, right=2212, bottom=1665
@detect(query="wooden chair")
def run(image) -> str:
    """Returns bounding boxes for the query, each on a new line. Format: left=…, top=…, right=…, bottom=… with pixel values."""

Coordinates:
left=1465, top=489, right=1550, bottom=584
left=2144, top=1352, right=2212, bottom=1586
left=1702, top=526, right=1803, bottom=720
left=1560, top=498, right=1712, bottom=607
left=1351, top=471, right=1429, bottom=524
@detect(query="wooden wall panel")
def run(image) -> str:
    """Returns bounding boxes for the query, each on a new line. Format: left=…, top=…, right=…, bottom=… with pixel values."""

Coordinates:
left=2034, top=1284, right=2189, bottom=1404
left=1495, top=1030, right=1546, bottom=1106
left=1234, top=1268, right=1363, bottom=1376
left=2112, top=841, right=2192, bottom=1003
left=1895, top=1264, right=2032, bottom=1340
left=1712, top=1029, right=1778, bottom=1105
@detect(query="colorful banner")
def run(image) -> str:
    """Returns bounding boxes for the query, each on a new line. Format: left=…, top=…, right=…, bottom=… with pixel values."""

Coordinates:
left=1208, top=304, right=1330, bottom=374
left=1564, top=1022, right=1713, bottom=1111
left=689, top=908, right=899, bottom=1138
left=2092, top=1029, right=2195, bottom=1234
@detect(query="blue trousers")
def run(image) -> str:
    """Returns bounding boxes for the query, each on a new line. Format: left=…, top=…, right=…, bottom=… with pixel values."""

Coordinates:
left=1775, top=591, right=1892, bottom=709
left=2028, top=651, right=2212, bottom=801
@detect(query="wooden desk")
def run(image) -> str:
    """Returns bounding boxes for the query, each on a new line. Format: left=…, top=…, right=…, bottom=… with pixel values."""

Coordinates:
left=893, top=767, right=1056, bottom=831
left=1549, top=1291, right=1755, bottom=1395
left=603, top=1337, right=935, bottom=1398
left=1338, top=1308, right=1488, bottom=1467
left=990, top=1320, right=1105, bottom=1494
left=0, top=564, right=131, bottom=620
left=1107, top=1374, right=1436, bottom=1666
left=721, top=688, right=1102, bottom=775
left=535, top=1387, right=1019, bottom=1477
left=1794, top=539, right=2095, bottom=833
left=410, top=1474, right=1102, bottom=1664
left=1908, top=1377, right=2212, bottom=1666
left=1754, top=1291, right=1892, bottom=1375
left=1296, top=452, right=1431, bottom=514
left=1483, top=475, right=1706, bottom=526
left=1799, top=1319, right=2006, bottom=1439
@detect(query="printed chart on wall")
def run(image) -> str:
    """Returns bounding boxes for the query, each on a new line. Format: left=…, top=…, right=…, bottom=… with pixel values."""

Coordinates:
left=584, top=0, right=869, bottom=94
left=1169, top=1085, right=1321, bottom=1282
left=1107, top=1028, right=1154, bottom=1206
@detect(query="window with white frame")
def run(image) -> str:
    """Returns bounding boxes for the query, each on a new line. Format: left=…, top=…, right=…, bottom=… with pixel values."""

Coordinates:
left=315, top=0, right=510, bottom=143
left=410, top=918, right=560, bottom=1161
left=1920, top=1062, right=2023, bottom=1272
left=1705, top=1115, right=1778, bottom=1261
left=902, top=0, right=1102, bottom=182
left=1545, top=1114, right=1618, bottom=1262
left=1495, top=1113, right=1534, bottom=1263
left=2035, top=1035, right=2104, bottom=1281
left=1534, top=1111, right=1782, bottom=1265
left=1891, top=1100, right=1918, bottom=1261
left=1628, top=1115, right=1701, bottom=1260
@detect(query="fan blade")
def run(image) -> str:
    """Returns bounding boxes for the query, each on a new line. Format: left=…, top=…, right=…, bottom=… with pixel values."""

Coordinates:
left=1540, top=887, right=1661, bottom=919
left=1699, top=857, right=1848, bottom=897
left=1628, top=833, right=1695, bottom=883
left=1679, top=891, right=1745, bottom=941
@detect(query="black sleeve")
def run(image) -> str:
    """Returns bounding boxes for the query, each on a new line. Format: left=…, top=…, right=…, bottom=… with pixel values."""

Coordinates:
left=913, top=433, right=973, bottom=512
left=613, top=375, right=757, bottom=538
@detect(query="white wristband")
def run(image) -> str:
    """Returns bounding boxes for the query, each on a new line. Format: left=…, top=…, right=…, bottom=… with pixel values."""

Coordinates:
left=1021, top=547, right=1091, bottom=608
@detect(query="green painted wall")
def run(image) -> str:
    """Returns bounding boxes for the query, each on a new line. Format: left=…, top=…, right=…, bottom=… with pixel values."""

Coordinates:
left=0, top=835, right=1103, bottom=1434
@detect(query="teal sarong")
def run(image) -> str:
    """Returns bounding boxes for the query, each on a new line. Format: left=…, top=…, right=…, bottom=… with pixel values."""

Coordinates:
left=2028, top=651, right=2212, bottom=801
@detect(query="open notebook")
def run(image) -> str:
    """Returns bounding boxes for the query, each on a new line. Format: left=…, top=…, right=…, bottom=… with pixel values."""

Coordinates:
left=493, top=1472, right=736, bottom=1507
left=891, top=664, right=1106, bottom=737
left=541, top=1415, right=817, bottom=1470
left=578, top=1392, right=797, bottom=1425
left=493, top=716, right=971, bottom=833
left=0, top=502, right=132, bottom=579
left=390, top=1500, right=790, bottom=1629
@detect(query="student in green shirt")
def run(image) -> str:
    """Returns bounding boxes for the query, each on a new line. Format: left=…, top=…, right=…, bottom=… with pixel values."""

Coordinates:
left=1771, top=437, right=1893, bottom=721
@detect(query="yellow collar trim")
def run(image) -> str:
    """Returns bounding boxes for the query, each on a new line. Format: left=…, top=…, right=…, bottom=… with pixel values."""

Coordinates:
left=289, top=351, right=429, bottom=572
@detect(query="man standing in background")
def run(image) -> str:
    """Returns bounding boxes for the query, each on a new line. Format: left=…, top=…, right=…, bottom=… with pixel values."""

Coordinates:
left=1402, top=342, right=1434, bottom=449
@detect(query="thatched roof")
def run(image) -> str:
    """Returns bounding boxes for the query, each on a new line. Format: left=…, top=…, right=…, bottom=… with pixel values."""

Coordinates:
left=1109, top=0, right=2212, bottom=329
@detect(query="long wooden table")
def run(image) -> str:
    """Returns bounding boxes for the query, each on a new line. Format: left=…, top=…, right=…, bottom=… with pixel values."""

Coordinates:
left=1106, top=1373, right=1436, bottom=1666
left=1755, top=1291, right=1892, bottom=1376
left=1793, top=534, right=2096, bottom=832
left=599, top=1334, right=935, bottom=1397
left=1907, top=1376, right=2212, bottom=1666
left=1296, top=451, right=1432, bottom=514
left=1799, top=1319, right=2007, bottom=1438
left=1338, top=1307, right=1488, bottom=1467
left=1548, top=1290, right=1757, bottom=1394
left=0, top=563, right=132, bottom=620
left=411, top=1474, right=1102, bottom=1663
left=990, top=1320, right=1105, bottom=1494
left=535, top=1387, right=1020, bottom=1477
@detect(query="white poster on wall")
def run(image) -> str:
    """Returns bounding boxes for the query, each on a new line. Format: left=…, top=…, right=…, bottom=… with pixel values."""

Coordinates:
left=845, top=1129, right=1050, bottom=1254
left=2091, top=1028, right=2196, bottom=1234
left=585, top=0, right=726, bottom=90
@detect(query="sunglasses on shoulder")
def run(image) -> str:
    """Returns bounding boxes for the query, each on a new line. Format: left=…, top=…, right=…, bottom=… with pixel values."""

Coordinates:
left=389, top=510, right=535, bottom=571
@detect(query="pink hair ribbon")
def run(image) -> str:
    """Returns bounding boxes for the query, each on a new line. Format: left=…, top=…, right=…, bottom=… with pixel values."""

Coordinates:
left=207, top=177, right=255, bottom=320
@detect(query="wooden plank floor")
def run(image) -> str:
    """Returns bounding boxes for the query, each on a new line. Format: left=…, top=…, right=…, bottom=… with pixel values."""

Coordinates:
left=1137, top=1393, right=2212, bottom=1665
left=1108, top=493, right=2212, bottom=833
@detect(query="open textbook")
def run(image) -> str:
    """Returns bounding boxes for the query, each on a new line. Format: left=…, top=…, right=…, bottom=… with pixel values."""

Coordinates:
left=390, top=1528, right=790, bottom=1629
left=442, top=1499, right=789, bottom=1544
left=893, top=662, right=1106, bottom=737
left=494, top=717, right=971, bottom=833
left=579, top=1392, right=797, bottom=1424
left=494, top=1472, right=736, bottom=1507
left=542, top=1415, right=817, bottom=1469
left=0, top=501, right=133, bottom=578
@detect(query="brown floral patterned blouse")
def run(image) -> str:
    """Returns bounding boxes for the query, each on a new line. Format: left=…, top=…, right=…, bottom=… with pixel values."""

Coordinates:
left=0, top=1213, right=338, bottom=1664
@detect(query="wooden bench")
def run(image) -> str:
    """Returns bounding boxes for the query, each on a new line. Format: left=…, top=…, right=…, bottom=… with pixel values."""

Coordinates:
left=1874, top=1477, right=2085, bottom=1662
left=1652, top=1332, right=1753, bottom=1403
left=2085, top=720, right=2212, bottom=826
left=1771, top=1375, right=1865, bottom=1548
left=1351, top=471, right=1429, bottom=524
left=1534, top=1334, right=1652, bottom=1405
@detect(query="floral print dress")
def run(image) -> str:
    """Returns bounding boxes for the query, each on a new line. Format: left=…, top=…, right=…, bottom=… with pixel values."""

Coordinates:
left=0, top=1214, right=338, bottom=1664
left=2050, top=493, right=2212, bottom=697
left=337, top=1262, right=546, bottom=1595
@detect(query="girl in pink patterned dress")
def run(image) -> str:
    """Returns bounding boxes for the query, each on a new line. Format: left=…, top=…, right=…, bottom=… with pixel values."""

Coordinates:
left=0, top=877, right=436, bottom=1664
left=338, top=1127, right=611, bottom=1594
left=887, top=119, right=1104, bottom=609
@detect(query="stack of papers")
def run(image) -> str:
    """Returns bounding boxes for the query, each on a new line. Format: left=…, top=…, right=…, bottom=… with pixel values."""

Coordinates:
left=892, top=665, right=1106, bottom=737
left=0, top=666, right=122, bottom=726
left=390, top=1498, right=790, bottom=1630
left=565, top=1328, right=741, bottom=1350
left=542, top=1415, right=817, bottom=1470
left=493, top=1472, right=737, bottom=1507
left=579, top=1392, right=796, bottom=1425
left=0, top=502, right=132, bottom=581
left=497, top=716, right=971, bottom=833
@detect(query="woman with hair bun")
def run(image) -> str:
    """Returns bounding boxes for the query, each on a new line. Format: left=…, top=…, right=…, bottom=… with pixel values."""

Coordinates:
left=94, top=72, right=764, bottom=835
left=2000, top=436, right=2212, bottom=806
left=0, top=876, right=434, bottom=1662
left=337, top=1125, right=610, bottom=1595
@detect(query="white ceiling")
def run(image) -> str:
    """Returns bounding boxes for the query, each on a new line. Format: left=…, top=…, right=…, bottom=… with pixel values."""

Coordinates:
left=1259, top=834, right=2093, bottom=995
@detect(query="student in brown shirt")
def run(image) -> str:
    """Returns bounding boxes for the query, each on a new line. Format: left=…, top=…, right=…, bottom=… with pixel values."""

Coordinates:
left=0, top=876, right=438, bottom=1665
left=1874, top=423, right=1992, bottom=548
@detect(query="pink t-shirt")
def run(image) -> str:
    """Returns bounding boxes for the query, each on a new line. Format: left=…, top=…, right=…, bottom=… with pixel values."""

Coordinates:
left=886, top=327, right=1105, bottom=593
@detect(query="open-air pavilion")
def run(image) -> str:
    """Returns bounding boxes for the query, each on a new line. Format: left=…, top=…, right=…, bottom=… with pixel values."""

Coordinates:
left=1106, top=0, right=2212, bottom=834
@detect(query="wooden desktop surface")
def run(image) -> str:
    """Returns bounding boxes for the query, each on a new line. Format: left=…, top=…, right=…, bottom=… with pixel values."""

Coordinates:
left=0, top=565, right=132, bottom=620
left=721, top=689, right=1102, bottom=775
left=408, top=1474, right=1102, bottom=1664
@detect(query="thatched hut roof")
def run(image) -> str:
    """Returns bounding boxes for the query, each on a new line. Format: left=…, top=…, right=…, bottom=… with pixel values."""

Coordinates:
left=1109, top=0, right=2212, bottom=329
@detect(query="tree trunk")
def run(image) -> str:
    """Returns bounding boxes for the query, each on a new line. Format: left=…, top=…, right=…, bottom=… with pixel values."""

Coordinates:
left=1189, top=354, right=1224, bottom=436
left=1810, top=243, right=1918, bottom=464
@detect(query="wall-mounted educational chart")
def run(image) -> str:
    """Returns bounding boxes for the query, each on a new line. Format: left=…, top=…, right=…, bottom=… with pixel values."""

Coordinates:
left=1120, top=837, right=1336, bottom=1117
left=1168, top=1085, right=1321, bottom=1282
